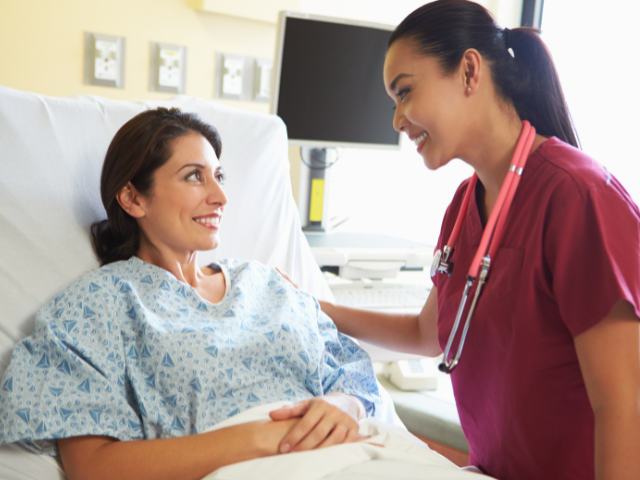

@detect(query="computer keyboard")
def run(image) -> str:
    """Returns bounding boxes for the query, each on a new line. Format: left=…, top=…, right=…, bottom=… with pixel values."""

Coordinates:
left=331, top=284, right=431, bottom=310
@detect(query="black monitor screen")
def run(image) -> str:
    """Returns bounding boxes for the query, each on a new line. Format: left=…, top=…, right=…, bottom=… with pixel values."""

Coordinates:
left=274, top=16, right=400, bottom=148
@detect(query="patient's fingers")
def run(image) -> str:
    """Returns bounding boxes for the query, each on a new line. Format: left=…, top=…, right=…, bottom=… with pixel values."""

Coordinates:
left=269, top=400, right=311, bottom=421
left=280, top=398, right=360, bottom=453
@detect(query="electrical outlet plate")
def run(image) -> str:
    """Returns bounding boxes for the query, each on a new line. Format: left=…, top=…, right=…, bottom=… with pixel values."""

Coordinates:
left=253, top=58, right=273, bottom=103
left=84, top=32, right=125, bottom=88
left=215, top=53, right=250, bottom=100
left=150, top=42, right=187, bottom=94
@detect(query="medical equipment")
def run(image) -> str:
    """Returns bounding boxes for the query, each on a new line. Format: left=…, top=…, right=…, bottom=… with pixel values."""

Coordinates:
left=432, top=121, right=537, bottom=374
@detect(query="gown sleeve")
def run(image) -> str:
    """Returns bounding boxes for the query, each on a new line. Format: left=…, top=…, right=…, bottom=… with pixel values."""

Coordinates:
left=313, top=306, right=382, bottom=417
left=0, top=275, right=145, bottom=455
left=544, top=178, right=640, bottom=337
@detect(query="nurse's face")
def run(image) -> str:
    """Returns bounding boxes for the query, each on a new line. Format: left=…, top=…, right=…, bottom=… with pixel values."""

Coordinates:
left=136, top=131, right=227, bottom=256
left=384, top=40, right=468, bottom=170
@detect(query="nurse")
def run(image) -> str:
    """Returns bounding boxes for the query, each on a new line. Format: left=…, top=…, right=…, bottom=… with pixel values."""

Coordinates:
left=274, top=1, right=640, bottom=479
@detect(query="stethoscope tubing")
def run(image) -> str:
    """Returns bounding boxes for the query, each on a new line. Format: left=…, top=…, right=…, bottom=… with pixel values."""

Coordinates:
left=437, top=121, right=536, bottom=373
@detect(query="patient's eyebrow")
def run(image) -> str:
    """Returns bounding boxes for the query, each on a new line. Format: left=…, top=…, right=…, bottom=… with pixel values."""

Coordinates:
left=389, top=73, right=413, bottom=92
left=176, top=163, right=205, bottom=173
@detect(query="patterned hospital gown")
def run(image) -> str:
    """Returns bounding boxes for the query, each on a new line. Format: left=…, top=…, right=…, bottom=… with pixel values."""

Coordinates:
left=0, top=257, right=380, bottom=456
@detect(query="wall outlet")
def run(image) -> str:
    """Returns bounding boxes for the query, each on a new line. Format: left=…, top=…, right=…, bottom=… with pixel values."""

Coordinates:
left=215, top=53, right=273, bottom=103
left=150, top=42, right=187, bottom=94
left=84, top=32, right=125, bottom=88
left=253, top=58, right=273, bottom=103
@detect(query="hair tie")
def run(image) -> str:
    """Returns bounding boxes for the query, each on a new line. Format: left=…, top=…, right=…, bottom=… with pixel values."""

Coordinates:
left=503, top=28, right=515, bottom=58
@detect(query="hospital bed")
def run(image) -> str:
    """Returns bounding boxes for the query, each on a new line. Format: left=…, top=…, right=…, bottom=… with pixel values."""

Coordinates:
left=0, top=85, right=487, bottom=479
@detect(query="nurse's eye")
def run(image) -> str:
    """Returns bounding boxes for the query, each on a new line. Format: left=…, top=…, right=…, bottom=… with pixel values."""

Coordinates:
left=397, top=88, right=410, bottom=101
left=185, top=170, right=202, bottom=182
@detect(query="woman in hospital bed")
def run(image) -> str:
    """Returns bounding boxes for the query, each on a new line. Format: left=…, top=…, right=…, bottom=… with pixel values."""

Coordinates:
left=0, top=108, right=386, bottom=480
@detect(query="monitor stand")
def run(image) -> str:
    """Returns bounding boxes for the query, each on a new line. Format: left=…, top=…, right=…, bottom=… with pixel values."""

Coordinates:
left=298, top=147, right=334, bottom=233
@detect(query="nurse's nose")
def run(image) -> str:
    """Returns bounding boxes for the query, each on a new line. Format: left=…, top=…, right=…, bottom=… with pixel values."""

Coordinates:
left=392, top=104, right=409, bottom=133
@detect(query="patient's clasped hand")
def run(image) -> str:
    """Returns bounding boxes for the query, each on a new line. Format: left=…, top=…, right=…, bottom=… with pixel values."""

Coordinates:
left=0, top=108, right=382, bottom=479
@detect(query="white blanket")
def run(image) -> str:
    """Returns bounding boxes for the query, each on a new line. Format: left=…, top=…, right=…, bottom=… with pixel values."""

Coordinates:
left=204, top=402, right=491, bottom=480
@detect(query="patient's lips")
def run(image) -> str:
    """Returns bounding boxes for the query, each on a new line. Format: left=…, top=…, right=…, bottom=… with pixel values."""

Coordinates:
left=193, top=213, right=221, bottom=229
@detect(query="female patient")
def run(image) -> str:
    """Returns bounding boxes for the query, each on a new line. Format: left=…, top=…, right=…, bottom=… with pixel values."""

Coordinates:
left=0, top=108, right=380, bottom=480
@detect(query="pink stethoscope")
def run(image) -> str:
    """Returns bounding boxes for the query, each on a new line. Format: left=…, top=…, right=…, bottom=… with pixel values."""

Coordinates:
left=431, top=121, right=536, bottom=374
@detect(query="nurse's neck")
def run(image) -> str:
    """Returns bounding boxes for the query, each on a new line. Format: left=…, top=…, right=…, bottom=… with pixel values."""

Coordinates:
left=462, top=107, right=545, bottom=225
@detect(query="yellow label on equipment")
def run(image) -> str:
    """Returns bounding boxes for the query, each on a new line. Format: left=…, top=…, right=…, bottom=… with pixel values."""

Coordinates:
left=309, top=178, right=325, bottom=222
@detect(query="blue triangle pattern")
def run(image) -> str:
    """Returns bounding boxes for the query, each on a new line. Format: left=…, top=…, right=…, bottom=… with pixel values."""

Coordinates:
left=59, top=408, right=73, bottom=421
left=36, top=421, right=47, bottom=434
left=127, top=346, right=138, bottom=360
left=165, top=394, right=178, bottom=408
left=56, top=360, right=71, bottom=376
left=77, top=379, right=91, bottom=393
left=141, top=275, right=154, bottom=285
left=161, top=353, right=175, bottom=367
left=141, top=346, right=152, bottom=358
left=159, top=280, right=171, bottom=291
left=264, top=332, right=276, bottom=344
left=170, top=416, right=185, bottom=431
left=49, top=387, right=64, bottom=397
left=125, top=307, right=136, bottom=320
left=36, top=353, right=51, bottom=369
left=144, top=374, right=156, bottom=388
left=204, top=346, right=218, bottom=358
left=242, top=358, right=252, bottom=370
left=82, top=306, right=96, bottom=318
left=222, top=309, right=235, bottom=318
left=89, top=282, right=102, bottom=292
left=62, top=320, right=77, bottom=333
left=2, top=378, right=12, bottom=392
left=227, top=408, right=240, bottom=417
left=89, top=409, right=102, bottom=424
left=207, top=389, right=217, bottom=401
left=189, top=378, right=202, bottom=393
left=247, top=393, right=260, bottom=402
left=15, top=407, right=31, bottom=424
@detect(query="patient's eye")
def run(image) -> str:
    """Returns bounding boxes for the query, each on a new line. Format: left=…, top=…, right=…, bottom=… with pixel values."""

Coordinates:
left=215, top=169, right=226, bottom=185
left=185, top=170, right=202, bottom=182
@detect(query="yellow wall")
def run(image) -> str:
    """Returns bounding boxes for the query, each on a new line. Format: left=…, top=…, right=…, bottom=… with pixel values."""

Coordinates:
left=0, top=0, right=276, bottom=113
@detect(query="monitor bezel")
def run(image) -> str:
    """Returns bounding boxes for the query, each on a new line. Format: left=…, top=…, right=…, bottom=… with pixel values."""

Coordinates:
left=270, top=11, right=401, bottom=151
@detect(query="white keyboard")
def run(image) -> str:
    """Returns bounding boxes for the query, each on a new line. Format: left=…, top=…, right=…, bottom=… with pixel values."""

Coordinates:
left=331, top=285, right=431, bottom=310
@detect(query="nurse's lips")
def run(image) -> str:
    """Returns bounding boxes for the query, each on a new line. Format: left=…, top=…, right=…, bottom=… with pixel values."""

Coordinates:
left=193, top=213, right=221, bottom=229
left=411, top=131, right=429, bottom=153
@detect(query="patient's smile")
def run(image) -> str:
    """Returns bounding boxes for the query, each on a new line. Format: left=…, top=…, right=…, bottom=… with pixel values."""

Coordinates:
left=194, top=215, right=221, bottom=228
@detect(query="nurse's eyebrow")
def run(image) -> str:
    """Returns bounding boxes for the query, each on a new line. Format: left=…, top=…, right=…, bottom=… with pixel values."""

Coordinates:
left=389, top=73, right=414, bottom=92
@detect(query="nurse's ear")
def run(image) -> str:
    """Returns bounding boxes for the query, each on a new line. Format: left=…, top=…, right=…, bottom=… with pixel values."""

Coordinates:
left=459, top=48, right=483, bottom=96
left=116, top=182, right=147, bottom=219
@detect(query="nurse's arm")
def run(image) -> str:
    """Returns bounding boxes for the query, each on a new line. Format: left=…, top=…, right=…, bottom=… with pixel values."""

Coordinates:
left=574, top=300, right=640, bottom=480
left=318, top=286, right=442, bottom=357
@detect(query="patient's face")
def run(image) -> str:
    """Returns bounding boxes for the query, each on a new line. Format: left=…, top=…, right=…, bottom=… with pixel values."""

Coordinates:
left=137, top=131, right=227, bottom=258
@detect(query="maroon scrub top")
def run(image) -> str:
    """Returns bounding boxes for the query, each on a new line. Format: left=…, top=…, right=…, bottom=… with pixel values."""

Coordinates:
left=433, top=137, right=640, bottom=480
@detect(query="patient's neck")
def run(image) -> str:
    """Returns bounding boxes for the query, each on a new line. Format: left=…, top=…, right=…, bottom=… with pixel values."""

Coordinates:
left=136, top=242, right=209, bottom=288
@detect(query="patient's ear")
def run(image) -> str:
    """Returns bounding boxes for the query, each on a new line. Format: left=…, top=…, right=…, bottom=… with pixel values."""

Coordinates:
left=116, top=182, right=146, bottom=219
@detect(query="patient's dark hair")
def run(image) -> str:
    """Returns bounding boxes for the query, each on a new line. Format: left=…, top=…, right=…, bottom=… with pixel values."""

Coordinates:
left=389, top=0, right=579, bottom=148
left=91, top=107, right=222, bottom=266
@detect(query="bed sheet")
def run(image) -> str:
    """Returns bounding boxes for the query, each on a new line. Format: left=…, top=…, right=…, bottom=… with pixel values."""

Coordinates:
left=204, top=402, right=491, bottom=480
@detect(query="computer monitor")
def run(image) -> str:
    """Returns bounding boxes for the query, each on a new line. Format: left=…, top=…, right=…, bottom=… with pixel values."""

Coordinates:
left=271, top=12, right=400, bottom=150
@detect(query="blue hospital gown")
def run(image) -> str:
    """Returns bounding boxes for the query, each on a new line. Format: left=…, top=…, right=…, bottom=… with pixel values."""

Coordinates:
left=0, top=257, right=380, bottom=455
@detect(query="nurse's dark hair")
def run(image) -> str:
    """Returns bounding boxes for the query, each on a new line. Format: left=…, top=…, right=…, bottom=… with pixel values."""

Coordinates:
left=91, top=107, right=222, bottom=266
left=390, top=0, right=579, bottom=148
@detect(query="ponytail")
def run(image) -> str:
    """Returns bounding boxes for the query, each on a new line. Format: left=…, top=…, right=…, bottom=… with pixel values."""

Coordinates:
left=91, top=108, right=222, bottom=266
left=389, top=0, right=579, bottom=148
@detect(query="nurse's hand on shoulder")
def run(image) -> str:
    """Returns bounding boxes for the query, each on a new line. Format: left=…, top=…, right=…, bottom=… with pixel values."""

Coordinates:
left=269, top=393, right=365, bottom=453
left=275, top=267, right=299, bottom=289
